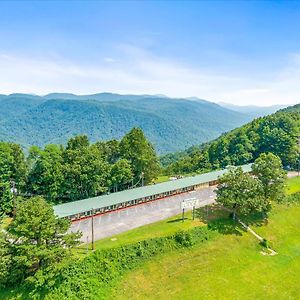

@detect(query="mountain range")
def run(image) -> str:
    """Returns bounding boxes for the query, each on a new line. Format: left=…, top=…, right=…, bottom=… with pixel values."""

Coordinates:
left=218, top=102, right=286, bottom=118
left=0, top=93, right=287, bottom=154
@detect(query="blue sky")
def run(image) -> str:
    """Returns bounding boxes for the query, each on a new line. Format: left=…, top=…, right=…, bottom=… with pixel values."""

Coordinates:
left=0, top=1, right=300, bottom=105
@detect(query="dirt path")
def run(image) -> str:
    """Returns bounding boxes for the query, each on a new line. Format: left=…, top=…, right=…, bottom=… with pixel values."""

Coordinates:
left=238, top=219, right=277, bottom=256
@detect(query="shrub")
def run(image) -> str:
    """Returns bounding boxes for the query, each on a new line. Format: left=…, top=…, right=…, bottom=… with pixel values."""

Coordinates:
left=260, top=239, right=268, bottom=248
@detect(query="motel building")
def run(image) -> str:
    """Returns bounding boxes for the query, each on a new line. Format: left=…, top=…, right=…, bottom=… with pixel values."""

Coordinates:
left=53, top=164, right=252, bottom=221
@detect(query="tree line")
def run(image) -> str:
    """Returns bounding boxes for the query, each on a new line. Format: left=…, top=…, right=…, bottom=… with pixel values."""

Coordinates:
left=0, top=127, right=160, bottom=217
left=163, top=111, right=300, bottom=175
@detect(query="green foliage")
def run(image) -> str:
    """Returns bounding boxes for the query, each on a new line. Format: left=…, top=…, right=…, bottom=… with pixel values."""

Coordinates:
left=252, top=153, right=287, bottom=202
left=0, top=197, right=81, bottom=288
left=120, top=128, right=160, bottom=184
left=61, top=139, right=111, bottom=201
left=216, top=167, right=268, bottom=219
left=110, top=159, right=133, bottom=192
left=174, top=230, right=195, bottom=247
left=27, top=144, right=64, bottom=200
left=0, top=142, right=27, bottom=217
left=284, top=191, right=300, bottom=205
left=25, top=129, right=159, bottom=203
left=164, top=110, right=300, bottom=174
left=216, top=153, right=287, bottom=219
left=260, top=239, right=268, bottom=248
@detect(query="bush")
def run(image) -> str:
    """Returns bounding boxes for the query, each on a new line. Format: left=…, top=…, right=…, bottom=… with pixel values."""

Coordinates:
left=283, top=192, right=300, bottom=205
left=260, top=239, right=268, bottom=248
left=174, top=231, right=194, bottom=247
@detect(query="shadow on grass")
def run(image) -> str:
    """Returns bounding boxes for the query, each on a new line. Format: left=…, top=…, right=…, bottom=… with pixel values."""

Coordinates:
left=167, top=217, right=188, bottom=223
left=240, top=212, right=268, bottom=228
left=195, top=205, right=241, bottom=235
left=207, top=217, right=242, bottom=236
left=195, top=204, right=267, bottom=236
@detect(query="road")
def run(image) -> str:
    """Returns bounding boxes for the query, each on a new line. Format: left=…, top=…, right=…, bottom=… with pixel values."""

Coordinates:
left=287, top=171, right=299, bottom=178
left=70, top=186, right=216, bottom=243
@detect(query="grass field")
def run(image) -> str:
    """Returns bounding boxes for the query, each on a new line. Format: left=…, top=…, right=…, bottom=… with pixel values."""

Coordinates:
left=110, top=203, right=300, bottom=299
left=286, top=175, right=300, bottom=194
left=153, top=175, right=170, bottom=184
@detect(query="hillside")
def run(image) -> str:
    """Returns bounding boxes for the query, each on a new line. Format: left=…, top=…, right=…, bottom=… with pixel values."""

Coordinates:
left=163, top=104, right=300, bottom=173
left=0, top=93, right=255, bottom=154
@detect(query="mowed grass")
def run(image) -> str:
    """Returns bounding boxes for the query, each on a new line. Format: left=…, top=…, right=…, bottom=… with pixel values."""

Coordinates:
left=152, top=175, right=170, bottom=184
left=286, top=175, right=300, bottom=194
left=75, top=210, right=210, bottom=254
left=111, top=205, right=300, bottom=299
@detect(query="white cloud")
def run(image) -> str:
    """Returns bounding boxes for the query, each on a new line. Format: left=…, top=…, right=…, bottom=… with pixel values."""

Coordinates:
left=0, top=47, right=299, bottom=106
left=103, top=57, right=116, bottom=63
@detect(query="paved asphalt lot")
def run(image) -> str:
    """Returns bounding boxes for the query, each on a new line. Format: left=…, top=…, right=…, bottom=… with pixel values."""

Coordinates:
left=70, top=186, right=216, bottom=243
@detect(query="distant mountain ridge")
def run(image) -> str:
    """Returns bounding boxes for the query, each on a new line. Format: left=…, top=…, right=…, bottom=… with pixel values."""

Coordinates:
left=218, top=102, right=286, bottom=118
left=0, top=93, right=287, bottom=154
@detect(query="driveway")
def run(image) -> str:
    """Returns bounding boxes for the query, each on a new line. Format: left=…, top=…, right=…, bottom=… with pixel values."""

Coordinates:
left=70, top=186, right=216, bottom=243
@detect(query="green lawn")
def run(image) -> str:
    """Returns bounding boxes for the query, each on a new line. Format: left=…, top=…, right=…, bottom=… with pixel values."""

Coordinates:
left=75, top=210, right=208, bottom=254
left=111, top=203, right=300, bottom=300
left=153, top=175, right=170, bottom=184
left=286, top=175, right=300, bottom=194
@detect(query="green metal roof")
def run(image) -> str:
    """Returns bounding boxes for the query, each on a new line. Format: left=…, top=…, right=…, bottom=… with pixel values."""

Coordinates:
left=53, top=164, right=252, bottom=218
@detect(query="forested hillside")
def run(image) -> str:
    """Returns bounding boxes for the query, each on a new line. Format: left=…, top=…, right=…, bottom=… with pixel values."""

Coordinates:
left=163, top=106, right=300, bottom=174
left=0, top=93, right=257, bottom=154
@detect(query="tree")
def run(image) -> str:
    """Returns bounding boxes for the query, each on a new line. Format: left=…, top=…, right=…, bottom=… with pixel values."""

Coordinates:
left=95, top=139, right=120, bottom=164
left=0, top=142, right=27, bottom=217
left=110, top=159, right=133, bottom=192
left=62, top=141, right=110, bottom=201
left=120, top=128, right=160, bottom=184
left=0, top=197, right=80, bottom=287
left=66, top=135, right=89, bottom=150
left=252, top=153, right=287, bottom=202
left=27, top=145, right=64, bottom=201
left=216, top=167, right=269, bottom=220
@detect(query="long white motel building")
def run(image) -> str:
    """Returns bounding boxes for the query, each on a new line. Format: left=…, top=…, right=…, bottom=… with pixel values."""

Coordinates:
left=53, top=164, right=252, bottom=221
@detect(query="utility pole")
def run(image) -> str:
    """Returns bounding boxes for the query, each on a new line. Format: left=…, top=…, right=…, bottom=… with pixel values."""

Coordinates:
left=91, top=208, right=95, bottom=251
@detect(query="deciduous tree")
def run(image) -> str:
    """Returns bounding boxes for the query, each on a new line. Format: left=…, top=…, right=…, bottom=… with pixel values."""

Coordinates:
left=216, top=167, right=268, bottom=220
left=0, top=197, right=80, bottom=287
left=120, top=127, right=160, bottom=184
left=252, top=153, right=287, bottom=202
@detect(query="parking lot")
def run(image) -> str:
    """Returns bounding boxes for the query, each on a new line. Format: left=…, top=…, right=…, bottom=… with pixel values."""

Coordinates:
left=70, top=186, right=216, bottom=243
